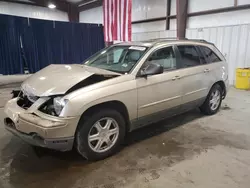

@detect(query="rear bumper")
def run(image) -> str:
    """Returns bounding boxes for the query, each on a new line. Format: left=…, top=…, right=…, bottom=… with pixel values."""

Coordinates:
left=223, top=78, right=230, bottom=99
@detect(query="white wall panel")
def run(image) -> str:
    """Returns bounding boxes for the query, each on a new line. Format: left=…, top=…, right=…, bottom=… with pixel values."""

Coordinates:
left=79, top=7, right=103, bottom=24
left=187, top=25, right=250, bottom=84
left=133, top=24, right=250, bottom=85
left=170, top=0, right=176, bottom=15
left=0, top=2, right=68, bottom=21
left=144, top=0, right=167, bottom=19
left=170, top=18, right=177, bottom=30
left=238, top=0, right=250, bottom=5
left=187, top=9, right=250, bottom=29
left=132, top=0, right=147, bottom=21
left=188, top=0, right=234, bottom=13
left=132, top=31, right=160, bottom=41
left=132, top=30, right=176, bottom=41
left=132, top=0, right=167, bottom=21
left=132, top=20, right=166, bottom=33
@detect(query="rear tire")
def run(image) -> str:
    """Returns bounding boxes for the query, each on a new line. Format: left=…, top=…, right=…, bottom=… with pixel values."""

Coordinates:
left=200, top=84, right=222, bottom=115
left=76, top=109, right=125, bottom=161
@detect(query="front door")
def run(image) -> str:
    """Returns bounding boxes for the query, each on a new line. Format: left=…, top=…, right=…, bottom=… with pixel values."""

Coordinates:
left=136, top=46, right=183, bottom=125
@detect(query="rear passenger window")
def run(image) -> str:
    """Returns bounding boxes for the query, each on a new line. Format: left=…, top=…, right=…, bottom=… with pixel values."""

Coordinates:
left=177, top=45, right=201, bottom=67
left=200, top=46, right=221, bottom=63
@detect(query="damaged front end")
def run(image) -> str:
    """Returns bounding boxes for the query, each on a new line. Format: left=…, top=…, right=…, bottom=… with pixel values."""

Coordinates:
left=14, top=73, right=119, bottom=117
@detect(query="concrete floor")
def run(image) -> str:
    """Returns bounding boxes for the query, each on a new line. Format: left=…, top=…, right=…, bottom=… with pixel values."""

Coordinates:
left=0, top=88, right=250, bottom=188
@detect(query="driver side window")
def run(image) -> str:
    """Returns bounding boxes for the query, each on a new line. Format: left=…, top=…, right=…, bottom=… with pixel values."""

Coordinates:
left=143, top=46, right=177, bottom=71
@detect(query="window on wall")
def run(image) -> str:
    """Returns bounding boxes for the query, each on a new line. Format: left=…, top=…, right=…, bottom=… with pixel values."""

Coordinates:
left=143, top=46, right=176, bottom=71
left=177, top=45, right=201, bottom=67
left=200, top=46, right=222, bottom=63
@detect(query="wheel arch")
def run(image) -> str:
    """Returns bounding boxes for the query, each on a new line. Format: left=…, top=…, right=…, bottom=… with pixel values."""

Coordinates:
left=212, top=80, right=226, bottom=99
left=75, top=100, right=131, bottom=134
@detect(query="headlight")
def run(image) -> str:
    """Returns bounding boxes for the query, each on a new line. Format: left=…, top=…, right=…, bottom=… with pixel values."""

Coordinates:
left=53, top=97, right=68, bottom=116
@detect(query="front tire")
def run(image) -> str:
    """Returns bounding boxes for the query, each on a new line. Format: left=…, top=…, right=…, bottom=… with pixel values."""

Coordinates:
left=200, top=84, right=222, bottom=115
left=76, top=109, right=125, bottom=161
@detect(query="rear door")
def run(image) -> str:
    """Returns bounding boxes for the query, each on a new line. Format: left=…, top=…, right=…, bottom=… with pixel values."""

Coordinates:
left=198, top=45, right=224, bottom=91
left=176, top=45, right=208, bottom=107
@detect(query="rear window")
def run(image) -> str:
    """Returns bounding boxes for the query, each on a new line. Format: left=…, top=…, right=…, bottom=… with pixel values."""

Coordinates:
left=200, top=46, right=222, bottom=63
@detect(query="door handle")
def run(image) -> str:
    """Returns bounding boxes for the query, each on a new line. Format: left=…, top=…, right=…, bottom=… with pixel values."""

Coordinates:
left=204, top=69, right=210, bottom=73
left=175, top=76, right=181, bottom=79
left=172, top=76, right=181, bottom=81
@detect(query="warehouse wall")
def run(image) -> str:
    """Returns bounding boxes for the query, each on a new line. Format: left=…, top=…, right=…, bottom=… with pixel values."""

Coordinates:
left=79, top=7, right=103, bottom=24
left=133, top=24, right=250, bottom=85
left=79, top=0, right=250, bottom=33
left=133, top=0, right=250, bottom=32
left=0, top=1, right=68, bottom=21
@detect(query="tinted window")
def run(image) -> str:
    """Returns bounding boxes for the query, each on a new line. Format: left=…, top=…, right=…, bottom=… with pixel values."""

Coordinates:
left=143, top=47, right=176, bottom=71
left=177, top=45, right=201, bottom=67
left=200, top=46, right=221, bottom=63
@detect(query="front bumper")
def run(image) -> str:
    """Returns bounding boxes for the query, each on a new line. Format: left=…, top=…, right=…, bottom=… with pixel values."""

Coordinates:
left=4, top=98, right=79, bottom=151
left=5, top=124, right=74, bottom=151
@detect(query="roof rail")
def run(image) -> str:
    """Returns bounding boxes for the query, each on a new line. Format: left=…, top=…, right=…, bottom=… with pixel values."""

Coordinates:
left=143, top=38, right=214, bottom=45
left=186, top=39, right=208, bottom=42
left=146, top=37, right=180, bottom=41
left=185, top=38, right=215, bottom=45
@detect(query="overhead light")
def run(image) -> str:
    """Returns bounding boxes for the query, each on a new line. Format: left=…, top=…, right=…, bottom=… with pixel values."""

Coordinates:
left=48, top=3, right=56, bottom=9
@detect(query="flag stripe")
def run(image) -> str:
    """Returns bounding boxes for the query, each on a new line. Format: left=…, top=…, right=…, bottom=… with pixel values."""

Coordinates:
left=113, top=0, right=118, bottom=40
left=103, top=0, right=131, bottom=42
left=123, top=0, right=127, bottom=41
left=125, top=0, right=129, bottom=41
left=103, top=0, right=107, bottom=42
left=117, top=0, right=120, bottom=41
left=128, top=0, right=132, bottom=41
left=119, top=0, right=122, bottom=41
left=108, top=0, right=112, bottom=41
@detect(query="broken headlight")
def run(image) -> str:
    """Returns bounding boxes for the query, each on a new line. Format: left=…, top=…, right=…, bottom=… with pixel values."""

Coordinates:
left=39, top=97, right=68, bottom=116
left=53, top=97, right=68, bottom=116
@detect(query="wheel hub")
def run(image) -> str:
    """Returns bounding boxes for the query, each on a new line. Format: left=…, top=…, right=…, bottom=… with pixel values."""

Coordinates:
left=209, top=89, right=221, bottom=111
left=88, top=117, right=119, bottom=153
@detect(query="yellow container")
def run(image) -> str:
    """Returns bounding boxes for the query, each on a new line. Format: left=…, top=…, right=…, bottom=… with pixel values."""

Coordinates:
left=235, top=68, right=250, bottom=89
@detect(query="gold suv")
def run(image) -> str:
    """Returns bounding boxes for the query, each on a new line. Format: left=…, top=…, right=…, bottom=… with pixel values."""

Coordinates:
left=4, top=39, right=229, bottom=160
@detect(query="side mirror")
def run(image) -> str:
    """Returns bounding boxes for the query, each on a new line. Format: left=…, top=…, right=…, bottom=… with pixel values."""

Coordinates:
left=140, top=63, right=164, bottom=77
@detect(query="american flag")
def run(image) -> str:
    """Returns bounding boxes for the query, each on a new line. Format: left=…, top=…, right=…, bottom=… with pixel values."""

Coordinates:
left=103, top=0, right=132, bottom=42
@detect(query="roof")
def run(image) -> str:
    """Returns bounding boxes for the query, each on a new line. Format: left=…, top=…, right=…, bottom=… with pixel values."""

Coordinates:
left=115, top=38, right=214, bottom=47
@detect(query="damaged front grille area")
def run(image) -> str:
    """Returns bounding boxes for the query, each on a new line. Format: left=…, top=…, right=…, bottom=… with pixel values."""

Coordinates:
left=17, top=91, right=39, bottom=109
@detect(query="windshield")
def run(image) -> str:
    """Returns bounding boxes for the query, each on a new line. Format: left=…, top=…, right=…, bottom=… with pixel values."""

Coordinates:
left=84, top=45, right=148, bottom=74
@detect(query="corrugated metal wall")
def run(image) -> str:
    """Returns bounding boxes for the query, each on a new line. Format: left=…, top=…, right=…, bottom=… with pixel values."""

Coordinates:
left=132, top=24, right=250, bottom=85
left=186, top=24, right=250, bottom=85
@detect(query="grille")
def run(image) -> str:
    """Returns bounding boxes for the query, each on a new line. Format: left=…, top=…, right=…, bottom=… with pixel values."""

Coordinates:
left=17, top=91, right=39, bottom=109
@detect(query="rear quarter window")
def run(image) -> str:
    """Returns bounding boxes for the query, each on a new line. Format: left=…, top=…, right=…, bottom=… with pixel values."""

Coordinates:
left=200, top=46, right=222, bottom=63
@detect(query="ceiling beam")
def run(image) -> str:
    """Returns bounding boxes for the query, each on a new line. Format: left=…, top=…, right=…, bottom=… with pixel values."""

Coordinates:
left=78, top=0, right=102, bottom=12
left=68, top=4, right=79, bottom=22
left=0, top=0, right=36, bottom=6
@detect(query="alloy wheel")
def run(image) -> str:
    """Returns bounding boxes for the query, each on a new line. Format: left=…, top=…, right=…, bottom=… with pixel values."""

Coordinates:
left=88, top=117, right=119, bottom=153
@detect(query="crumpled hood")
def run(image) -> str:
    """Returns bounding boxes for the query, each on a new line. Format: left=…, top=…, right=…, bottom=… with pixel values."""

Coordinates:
left=21, top=64, right=121, bottom=97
